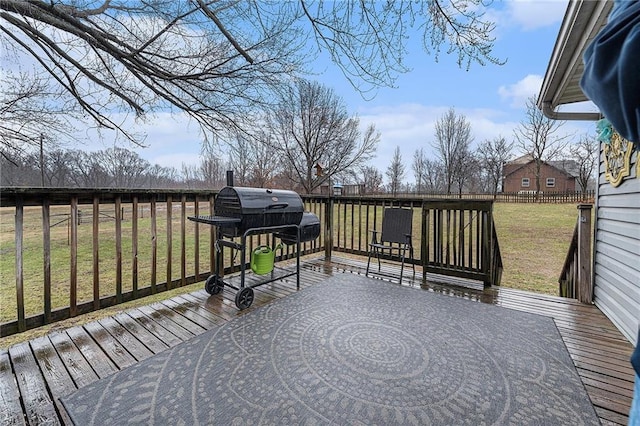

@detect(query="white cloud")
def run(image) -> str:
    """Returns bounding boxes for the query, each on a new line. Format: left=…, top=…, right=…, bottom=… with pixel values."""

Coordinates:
left=75, top=111, right=205, bottom=168
left=502, top=0, right=568, bottom=31
left=498, top=74, right=543, bottom=108
left=358, top=104, right=519, bottom=182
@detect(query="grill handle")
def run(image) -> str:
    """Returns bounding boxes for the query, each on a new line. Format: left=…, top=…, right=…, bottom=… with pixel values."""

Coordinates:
left=266, top=203, right=289, bottom=210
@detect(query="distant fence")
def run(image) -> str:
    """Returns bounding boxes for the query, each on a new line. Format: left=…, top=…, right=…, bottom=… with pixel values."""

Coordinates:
left=367, top=190, right=595, bottom=204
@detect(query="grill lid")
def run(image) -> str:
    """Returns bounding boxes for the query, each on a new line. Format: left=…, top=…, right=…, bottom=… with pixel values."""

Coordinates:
left=214, top=186, right=304, bottom=235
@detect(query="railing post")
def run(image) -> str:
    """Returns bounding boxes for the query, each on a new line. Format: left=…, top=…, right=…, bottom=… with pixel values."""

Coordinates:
left=324, top=196, right=334, bottom=259
left=577, top=204, right=593, bottom=303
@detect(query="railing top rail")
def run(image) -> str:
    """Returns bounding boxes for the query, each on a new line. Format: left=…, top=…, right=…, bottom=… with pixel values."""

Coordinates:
left=305, top=194, right=494, bottom=209
left=0, top=187, right=220, bottom=207
left=2, top=188, right=496, bottom=209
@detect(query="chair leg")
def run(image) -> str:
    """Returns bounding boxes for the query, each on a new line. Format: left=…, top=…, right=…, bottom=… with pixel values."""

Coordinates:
left=410, top=246, right=416, bottom=278
left=366, top=246, right=372, bottom=277
left=374, top=247, right=380, bottom=272
left=399, top=244, right=406, bottom=285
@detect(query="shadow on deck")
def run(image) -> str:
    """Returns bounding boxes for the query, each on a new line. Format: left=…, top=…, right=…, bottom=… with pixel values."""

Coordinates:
left=0, top=255, right=635, bottom=425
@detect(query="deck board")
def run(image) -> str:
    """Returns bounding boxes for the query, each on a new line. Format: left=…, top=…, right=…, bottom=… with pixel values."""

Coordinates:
left=83, top=320, right=138, bottom=369
left=45, top=332, right=97, bottom=389
left=29, top=336, right=75, bottom=425
left=0, top=255, right=635, bottom=425
left=97, top=317, right=155, bottom=362
left=0, top=350, right=27, bottom=426
left=126, top=308, right=184, bottom=347
left=65, top=326, right=118, bottom=379
left=8, top=342, right=60, bottom=425
left=139, top=302, right=205, bottom=338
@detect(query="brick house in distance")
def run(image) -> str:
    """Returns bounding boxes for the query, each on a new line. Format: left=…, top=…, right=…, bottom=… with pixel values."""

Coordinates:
left=502, top=154, right=578, bottom=193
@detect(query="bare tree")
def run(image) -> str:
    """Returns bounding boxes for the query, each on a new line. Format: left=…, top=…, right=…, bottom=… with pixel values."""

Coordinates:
left=93, top=147, right=150, bottom=188
left=386, top=146, right=405, bottom=196
left=514, top=96, right=571, bottom=195
left=268, top=80, right=379, bottom=193
left=432, top=108, right=473, bottom=195
left=227, top=133, right=252, bottom=186
left=570, top=134, right=598, bottom=192
left=1, top=0, right=502, bottom=151
left=412, top=148, right=427, bottom=194
left=476, top=136, right=513, bottom=197
left=1, top=144, right=184, bottom=188
left=0, top=71, right=79, bottom=161
left=0, top=151, right=40, bottom=186
left=360, top=166, right=384, bottom=195
left=67, top=150, right=110, bottom=188
left=181, top=163, right=201, bottom=189
left=249, top=130, right=280, bottom=187
left=226, top=130, right=279, bottom=188
left=422, top=159, right=445, bottom=192
left=145, top=164, right=180, bottom=189
left=43, top=149, right=75, bottom=186
left=199, top=138, right=226, bottom=189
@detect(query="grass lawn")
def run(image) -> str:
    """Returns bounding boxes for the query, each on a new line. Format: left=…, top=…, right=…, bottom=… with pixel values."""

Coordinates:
left=493, top=203, right=579, bottom=294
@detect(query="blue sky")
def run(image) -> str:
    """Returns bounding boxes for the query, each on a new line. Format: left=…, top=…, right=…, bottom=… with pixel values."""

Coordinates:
left=97, top=0, right=598, bottom=184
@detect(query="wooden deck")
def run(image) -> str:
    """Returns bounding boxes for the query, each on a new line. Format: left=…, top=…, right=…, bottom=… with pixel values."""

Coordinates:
left=1, top=255, right=635, bottom=425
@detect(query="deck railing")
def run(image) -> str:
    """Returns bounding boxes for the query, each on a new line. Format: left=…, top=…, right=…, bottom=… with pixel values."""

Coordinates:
left=326, top=196, right=502, bottom=287
left=422, top=200, right=502, bottom=286
left=558, top=204, right=593, bottom=303
left=1, top=188, right=501, bottom=337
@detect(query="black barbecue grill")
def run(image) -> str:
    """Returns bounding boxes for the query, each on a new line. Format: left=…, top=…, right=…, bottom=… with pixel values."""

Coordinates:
left=189, top=186, right=320, bottom=309
left=214, top=186, right=304, bottom=236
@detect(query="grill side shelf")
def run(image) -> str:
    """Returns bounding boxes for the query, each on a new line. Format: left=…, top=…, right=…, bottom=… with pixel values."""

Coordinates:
left=188, top=216, right=241, bottom=225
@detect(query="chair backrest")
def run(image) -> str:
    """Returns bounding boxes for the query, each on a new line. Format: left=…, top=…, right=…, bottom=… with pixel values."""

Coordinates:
left=380, top=208, right=413, bottom=244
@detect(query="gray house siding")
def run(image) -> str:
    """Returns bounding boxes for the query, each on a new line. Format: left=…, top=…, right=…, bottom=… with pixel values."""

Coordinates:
left=593, top=149, right=640, bottom=346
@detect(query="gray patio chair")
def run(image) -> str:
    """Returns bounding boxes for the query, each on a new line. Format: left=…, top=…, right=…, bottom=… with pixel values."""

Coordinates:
left=366, top=207, right=415, bottom=284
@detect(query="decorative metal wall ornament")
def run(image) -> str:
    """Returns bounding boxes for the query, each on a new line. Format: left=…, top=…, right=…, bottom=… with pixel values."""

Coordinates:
left=601, top=123, right=634, bottom=187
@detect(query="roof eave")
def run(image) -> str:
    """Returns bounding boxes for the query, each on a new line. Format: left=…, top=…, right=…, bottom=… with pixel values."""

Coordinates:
left=541, top=101, right=602, bottom=121
left=537, top=0, right=613, bottom=121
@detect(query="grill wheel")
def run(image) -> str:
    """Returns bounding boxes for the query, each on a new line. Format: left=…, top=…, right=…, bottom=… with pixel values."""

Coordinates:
left=235, top=287, right=254, bottom=309
left=205, top=275, right=224, bottom=295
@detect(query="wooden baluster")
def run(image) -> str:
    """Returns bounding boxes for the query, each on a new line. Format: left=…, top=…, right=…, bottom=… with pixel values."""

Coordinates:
left=194, top=197, right=200, bottom=281
left=15, top=197, right=25, bottom=332
left=180, top=195, right=186, bottom=288
left=166, top=195, right=172, bottom=290
left=132, top=196, right=138, bottom=298
left=115, top=196, right=122, bottom=303
left=70, top=197, right=78, bottom=316
left=92, top=196, right=100, bottom=309
left=42, top=198, right=51, bottom=323
left=151, top=196, right=157, bottom=294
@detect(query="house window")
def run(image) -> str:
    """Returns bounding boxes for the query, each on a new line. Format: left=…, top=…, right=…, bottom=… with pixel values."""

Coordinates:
left=521, top=178, right=530, bottom=188
left=546, top=178, right=556, bottom=188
